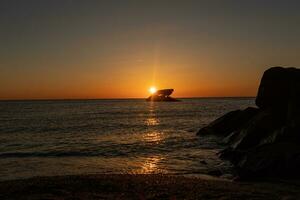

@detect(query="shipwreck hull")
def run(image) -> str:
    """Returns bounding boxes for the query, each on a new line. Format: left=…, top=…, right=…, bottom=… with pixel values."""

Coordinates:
left=146, top=88, right=179, bottom=102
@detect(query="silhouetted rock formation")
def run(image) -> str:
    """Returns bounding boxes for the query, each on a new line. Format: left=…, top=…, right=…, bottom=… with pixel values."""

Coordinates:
left=197, top=66, right=300, bottom=179
left=146, top=89, right=179, bottom=102
left=197, top=107, right=259, bottom=136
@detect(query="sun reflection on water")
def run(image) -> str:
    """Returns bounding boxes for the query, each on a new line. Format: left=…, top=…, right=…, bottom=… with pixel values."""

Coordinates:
left=145, top=101, right=159, bottom=126
left=140, top=156, right=164, bottom=173
left=145, top=117, right=159, bottom=126
left=143, top=131, right=164, bottom=143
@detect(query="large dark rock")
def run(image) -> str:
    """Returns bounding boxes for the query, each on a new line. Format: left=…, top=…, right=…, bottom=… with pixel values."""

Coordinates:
left=235, top=142, right=300, bottom=179
left=219, top=111, right=287, bottom=165
left=256, top=67, right=300, bottom=112
left=197, top=107, right=258, bottom=136
left=224, top=109, right=284, bottom=151
left=287, top=71, right=300, bottom=127
left=198, top=66, right=300, bottom=179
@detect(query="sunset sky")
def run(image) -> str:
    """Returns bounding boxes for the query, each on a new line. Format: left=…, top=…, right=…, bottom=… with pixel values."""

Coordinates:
left=1, top=0, right=300, bottom=99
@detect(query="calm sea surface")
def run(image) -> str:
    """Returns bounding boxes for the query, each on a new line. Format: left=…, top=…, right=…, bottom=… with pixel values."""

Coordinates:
left=0, top=98, right=255, bottom=180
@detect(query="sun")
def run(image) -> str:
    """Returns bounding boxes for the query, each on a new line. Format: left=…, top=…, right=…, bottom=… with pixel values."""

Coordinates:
left=149, top=87, right=157, bottom=94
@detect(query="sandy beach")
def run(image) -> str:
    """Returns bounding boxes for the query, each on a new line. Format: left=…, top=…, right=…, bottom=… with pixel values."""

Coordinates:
left=0, top=174, right=300, bottom=200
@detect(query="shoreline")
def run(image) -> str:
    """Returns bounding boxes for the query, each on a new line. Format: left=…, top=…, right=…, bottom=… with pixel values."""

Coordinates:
left=1, top=174, right=299, bottom=199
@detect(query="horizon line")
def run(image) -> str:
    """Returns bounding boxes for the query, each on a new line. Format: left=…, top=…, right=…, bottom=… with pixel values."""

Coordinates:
left=0, top=96, right=256, bottom=101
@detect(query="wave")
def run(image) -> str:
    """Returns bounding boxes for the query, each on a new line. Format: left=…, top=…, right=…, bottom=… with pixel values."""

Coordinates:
left=0, top=151, right=128, bottom=158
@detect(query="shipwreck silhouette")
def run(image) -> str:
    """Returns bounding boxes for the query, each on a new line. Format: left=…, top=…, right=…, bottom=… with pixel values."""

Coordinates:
left=146, top=89, right=179, bottom=101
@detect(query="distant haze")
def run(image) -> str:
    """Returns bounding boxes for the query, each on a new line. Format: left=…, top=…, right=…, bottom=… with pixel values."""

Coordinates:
left=1, top=0, right=300, bottom=99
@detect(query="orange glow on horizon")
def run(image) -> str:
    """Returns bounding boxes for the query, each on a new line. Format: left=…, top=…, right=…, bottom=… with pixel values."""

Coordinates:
left=0, top=57, right=260, bottom=100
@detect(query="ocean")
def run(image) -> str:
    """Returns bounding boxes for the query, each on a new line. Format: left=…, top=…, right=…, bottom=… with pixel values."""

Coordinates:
left=0, top=98, right=255, bottom=180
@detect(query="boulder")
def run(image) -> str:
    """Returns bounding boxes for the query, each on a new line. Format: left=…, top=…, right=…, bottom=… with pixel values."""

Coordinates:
left=235, top=142, right=300, bottom=179
left=256, top=67, right=300, bottom=113
left=220, top=124, right=300, bottom=179
left=197, top=107, right=258, bottom=136
left=199, top=66, right=300, bottom=179
left=225, top=109, right=284, bottom=151
left=287, top=71, right=300, bottom=127
left=219, top=110, right=286, bottom=165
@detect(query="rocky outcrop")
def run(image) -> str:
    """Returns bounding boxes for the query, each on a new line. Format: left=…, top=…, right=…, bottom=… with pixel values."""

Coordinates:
left=197, top=107, right=259, bottom=136
left=256, top=67, right=300, bottom=109
left=197, top=66, right=300, bottom=179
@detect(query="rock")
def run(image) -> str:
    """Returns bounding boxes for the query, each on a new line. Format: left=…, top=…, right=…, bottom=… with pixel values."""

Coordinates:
left=197, top=107, right=258, bottom=136
left=220, top=124, right=300, bottom=179
left=207, top=169, right=223, bottom=177
left=199, top=66, right=300, bottom=179
left=225, top=109, right=284, bottom=151
left=197, top=110, right=241, bottom=136
left=235, top=142, right=300, bottom=179
left=200, top=160, right=208, bottom=165
left=287, top=70, right=300, bottom=127
left=256, top=67, right=300, bottom=113
left=219, top=111, right=286, bottom=165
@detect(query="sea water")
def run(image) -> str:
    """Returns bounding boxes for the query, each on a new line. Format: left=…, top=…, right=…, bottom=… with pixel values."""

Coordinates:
left=0, top=98, right=254, bottom=180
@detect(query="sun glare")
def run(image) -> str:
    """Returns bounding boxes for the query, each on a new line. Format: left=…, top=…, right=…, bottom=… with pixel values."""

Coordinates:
left=149, top=87, right=157, bottom=94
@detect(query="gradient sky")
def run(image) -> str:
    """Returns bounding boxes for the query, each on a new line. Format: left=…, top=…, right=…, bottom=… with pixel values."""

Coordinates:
left=1, top=0, right=300, bottom=99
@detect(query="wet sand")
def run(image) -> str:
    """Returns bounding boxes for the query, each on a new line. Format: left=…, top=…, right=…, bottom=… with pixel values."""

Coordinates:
left=0, top=174, right=300, bottom=199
